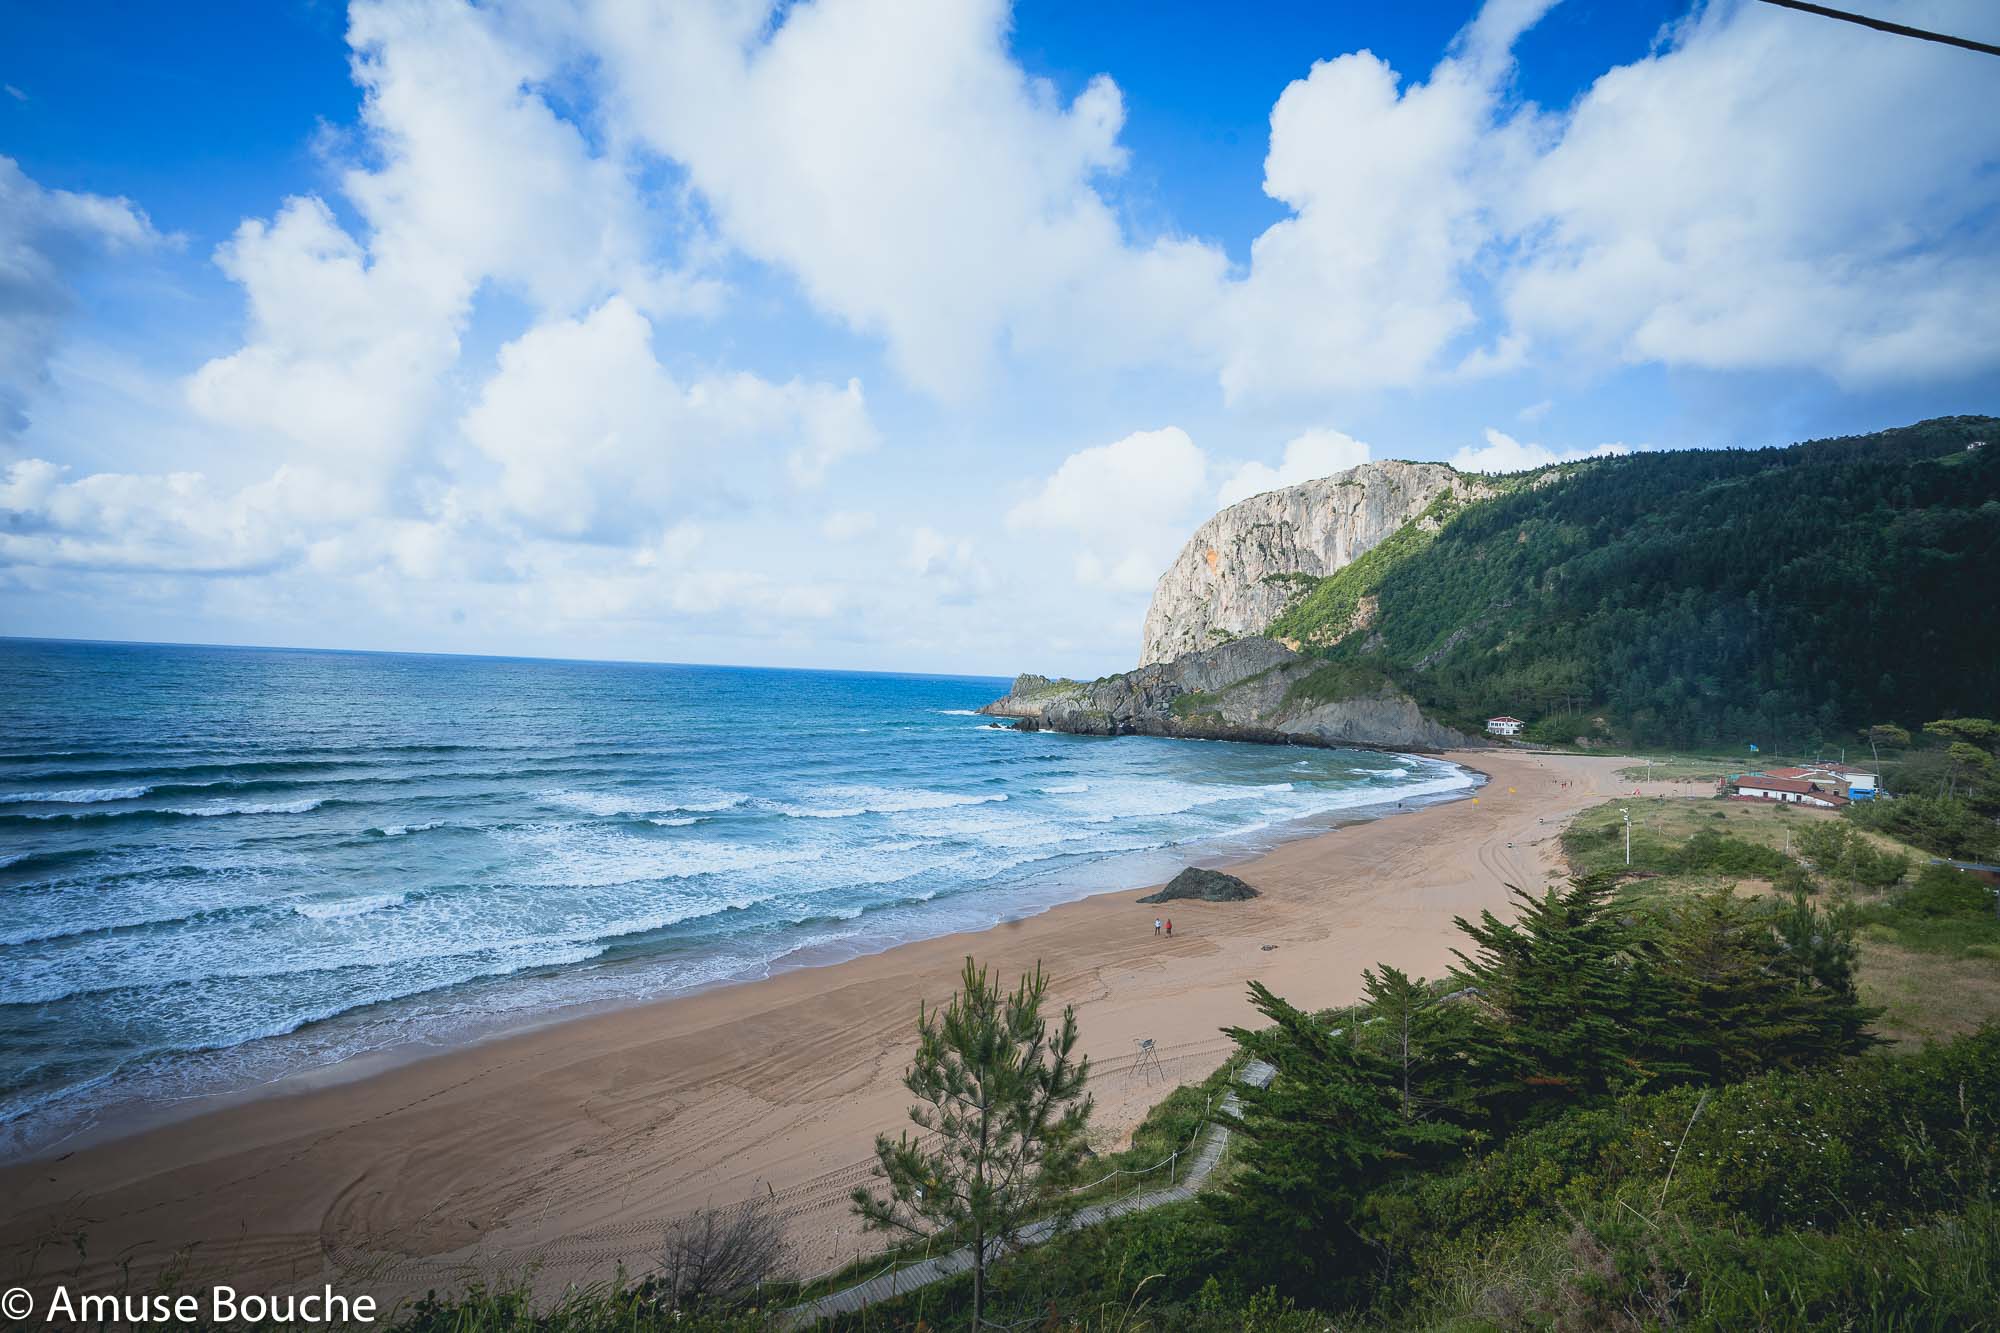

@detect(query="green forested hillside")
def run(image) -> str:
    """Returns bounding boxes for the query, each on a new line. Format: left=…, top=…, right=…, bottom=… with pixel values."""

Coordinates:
left=1287, top=416, right=2000, bottom=749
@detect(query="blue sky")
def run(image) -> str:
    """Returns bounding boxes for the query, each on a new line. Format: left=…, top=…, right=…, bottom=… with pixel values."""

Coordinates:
left=3, top=0, right=1997, bottom=677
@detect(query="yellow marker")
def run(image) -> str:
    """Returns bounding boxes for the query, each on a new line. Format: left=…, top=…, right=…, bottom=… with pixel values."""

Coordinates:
left=1508, top=787, right=1516, bottom=794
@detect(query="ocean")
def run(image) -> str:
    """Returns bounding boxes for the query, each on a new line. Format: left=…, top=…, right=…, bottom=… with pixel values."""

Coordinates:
left=0, top=638, right=1474, bottom=1158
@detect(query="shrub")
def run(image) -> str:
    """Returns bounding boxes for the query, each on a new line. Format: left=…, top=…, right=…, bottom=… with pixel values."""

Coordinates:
left=653, top=1199, right=790, bottom=1312
left=1899, top=862, right=1998, bottom=918
left=1673, top=829, right=1789, bottom=877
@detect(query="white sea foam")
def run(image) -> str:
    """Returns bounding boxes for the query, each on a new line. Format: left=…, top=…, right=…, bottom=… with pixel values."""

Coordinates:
left=540, top=789, right=657, bottom=817
left=1077, top=780, right=1286, bottom=824
left=0, top=785, right=151, bottom=805
left=934, top=709, right=982, bottom=716
left=769, top=785, right=1009, bottom=819
left=541, top=788, right=747, bottom=818
left=671, top=791, right=749, bottom=813
left=293, top=892, right=409, bottom=922
left=374, top=821, right=444, bottom=837
left=647, top=816, right=703, bottom=827
left=507, top=824, right=816, bottom=887
left=165, top=797, right=324, bottom=817
left=1038, top=782, right=1089, bottom=794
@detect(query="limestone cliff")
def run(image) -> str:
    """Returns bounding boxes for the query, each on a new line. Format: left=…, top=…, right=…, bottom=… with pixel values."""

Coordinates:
left=1139, top=461, right=1489, bottom=667
left=979, top=637, right=1472, bottom=753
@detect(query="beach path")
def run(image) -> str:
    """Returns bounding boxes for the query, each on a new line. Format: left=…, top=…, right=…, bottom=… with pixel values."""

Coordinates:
left=784, top=1057, right=1277, bottom=1326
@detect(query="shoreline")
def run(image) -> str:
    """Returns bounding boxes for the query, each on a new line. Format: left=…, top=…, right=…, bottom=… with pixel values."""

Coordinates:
left=0, top=749, right=1651, bottom=1299
left=0, top=753, right=1479, bottom=1166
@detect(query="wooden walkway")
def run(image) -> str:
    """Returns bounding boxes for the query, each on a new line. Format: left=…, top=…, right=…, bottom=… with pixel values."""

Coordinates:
left=784, top=1059, right=1276, bottom=1327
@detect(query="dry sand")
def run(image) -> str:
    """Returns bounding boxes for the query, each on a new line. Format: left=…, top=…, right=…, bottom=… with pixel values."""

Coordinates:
left=0, top=749, right=1673, bottom=1300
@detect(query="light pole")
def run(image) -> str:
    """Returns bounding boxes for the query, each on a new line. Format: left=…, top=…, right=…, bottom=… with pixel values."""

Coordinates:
left=1619, top=807, right=1632, bottom=865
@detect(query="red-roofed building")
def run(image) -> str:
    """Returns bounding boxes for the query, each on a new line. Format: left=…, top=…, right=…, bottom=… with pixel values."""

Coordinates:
left=1735, top=774, right=1848, bottom=809
left=1485, top=715, right=1525, bottom=737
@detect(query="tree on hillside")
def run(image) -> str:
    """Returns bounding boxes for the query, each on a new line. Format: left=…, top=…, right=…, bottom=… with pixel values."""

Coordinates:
left=1862, top=722, right=1911, bottom=764
left=1351, top=965, right=1481, bottom=1143
left=1924, top=717, right=2000, bottom=749
left=1943, top=742, right=1998, bottom=799
left=1655, top=888, right=1876, bottom=1081
left=1209, top=982, right=1425, bottom=1304
left=1772, top=891, right=1875, bottom=1055
left=852, top=957, right=1092, bottom=1330
left=1848, top=791, right=2000, bottom=861
left=1449, top=877, right=1680, bottom=1123
left=1795, top=820, right=1908, bottom=894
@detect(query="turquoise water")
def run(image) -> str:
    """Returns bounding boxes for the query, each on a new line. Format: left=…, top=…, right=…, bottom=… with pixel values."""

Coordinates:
left=0, top=638, right=1473, bottom=1156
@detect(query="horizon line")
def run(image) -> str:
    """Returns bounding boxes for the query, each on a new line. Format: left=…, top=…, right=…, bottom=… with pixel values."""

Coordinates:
left=0, top=633, right=1016, bottom=684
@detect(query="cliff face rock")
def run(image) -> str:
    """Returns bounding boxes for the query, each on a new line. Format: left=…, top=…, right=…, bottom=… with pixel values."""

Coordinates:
left=1139, top=461, right=1487, bottom=667
left=980, top=636, right=1473, bottom=753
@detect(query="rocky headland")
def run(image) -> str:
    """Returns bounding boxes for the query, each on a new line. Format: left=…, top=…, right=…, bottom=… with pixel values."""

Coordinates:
left=978, top=636, right=1472, bottom=752
left=984, top=460, right=1486, bottom=752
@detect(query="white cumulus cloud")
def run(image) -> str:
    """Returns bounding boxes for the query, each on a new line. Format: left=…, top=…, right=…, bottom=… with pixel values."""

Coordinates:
left=1499, top=0, right=2000, bottom=386
left=187, top=0, right=720, bottom=512
left=0, top=157, right=164, bottom=436
left=1009, top=426, right=1210, bottom=590
left=579, top=0, right=1227, bottom=399
left=1450, top=427, right=1628, bottom=474
left=461, top=299, right=876, bottom=542
left=1216, top=428, right=1371, bottom=508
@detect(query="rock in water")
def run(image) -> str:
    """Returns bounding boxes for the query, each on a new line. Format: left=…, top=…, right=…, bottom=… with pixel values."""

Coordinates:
left=1138, top=867, right=1260, bottom=904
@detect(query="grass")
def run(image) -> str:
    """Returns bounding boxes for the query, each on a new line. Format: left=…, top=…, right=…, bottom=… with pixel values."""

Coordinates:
left=1857, top=941, right=2000, bottom=1048
left=1560, top=795, right=1830, bottom=878
left=1170, top=690, right=1222, bottom=721
left=1558, top=795, right=2000, bottom=1048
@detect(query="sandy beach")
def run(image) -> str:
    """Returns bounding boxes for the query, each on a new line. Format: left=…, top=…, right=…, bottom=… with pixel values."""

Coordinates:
left=0, top=749, right=1665, bottom=1300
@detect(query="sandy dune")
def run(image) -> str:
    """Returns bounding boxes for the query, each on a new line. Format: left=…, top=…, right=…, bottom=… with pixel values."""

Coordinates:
left=0, top=750, right=1663, bottom=1300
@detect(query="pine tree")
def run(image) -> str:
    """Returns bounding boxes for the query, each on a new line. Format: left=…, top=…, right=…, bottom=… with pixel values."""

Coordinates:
left=1449, top=876, right=1678, bottom=1124
left=1207, top=981, right=1409, bottom=1303
left=1654, top=887, right=1875, bottom=1081
left=1773, top=889, right=1879, bottom=1058
left=851, top=957, right=1091, bottom=1329
left=1352, top=965, right=1482, bottom=1145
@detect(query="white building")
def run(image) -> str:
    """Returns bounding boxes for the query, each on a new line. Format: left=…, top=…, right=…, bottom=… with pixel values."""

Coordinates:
left=1805, top=763, right=1878, bottom=797
left=1736, top=775, right=1846, bottom=809
left=1485, top=715, right=1525, bottom=737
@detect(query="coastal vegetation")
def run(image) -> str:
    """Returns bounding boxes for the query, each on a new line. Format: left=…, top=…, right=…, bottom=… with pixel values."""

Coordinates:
left=804, top=782, right=2000, bottom=1329
left=850, top=959, right=1093, bottom=1329
left=826, top=879, right=1996, bottom=1330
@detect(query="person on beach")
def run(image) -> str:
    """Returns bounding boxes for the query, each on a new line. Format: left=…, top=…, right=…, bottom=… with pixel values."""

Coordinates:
left=1166, top=918, right=1173, bottom=937
left=1154, top=917, right=1163, bottom=936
